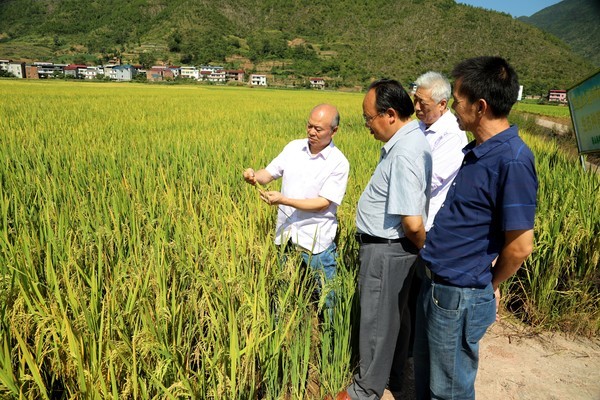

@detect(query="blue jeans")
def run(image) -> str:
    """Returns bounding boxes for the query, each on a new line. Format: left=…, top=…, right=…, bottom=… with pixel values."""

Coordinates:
left=300, top=242, right=338, bottom=310
left=281, top=241, right=338, bottom=310
left=413, top=276, right=496, bottom=400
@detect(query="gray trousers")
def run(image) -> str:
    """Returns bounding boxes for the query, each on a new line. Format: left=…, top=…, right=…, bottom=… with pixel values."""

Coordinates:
left=347, top=242, right=418, bottom=400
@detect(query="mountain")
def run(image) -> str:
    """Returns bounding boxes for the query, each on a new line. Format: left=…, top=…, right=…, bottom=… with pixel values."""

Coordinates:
left=0, top=0, right=596, bottom=94
left=519, top=0, right=600, bottom=68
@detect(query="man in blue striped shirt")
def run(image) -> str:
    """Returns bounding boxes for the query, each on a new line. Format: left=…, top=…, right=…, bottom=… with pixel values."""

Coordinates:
left=414, top=56, right=538, bottom=400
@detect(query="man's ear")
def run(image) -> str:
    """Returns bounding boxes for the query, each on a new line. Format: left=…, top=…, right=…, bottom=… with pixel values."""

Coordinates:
left=386, top=107, right=397, bottom=124
left=477, top=99, right=487, bottom=115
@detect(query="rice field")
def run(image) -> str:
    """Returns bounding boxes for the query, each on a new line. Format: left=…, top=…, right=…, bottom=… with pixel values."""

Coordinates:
left=513, top=102, right=571, bottom=119
left=0, top=79, right=598, bottom=398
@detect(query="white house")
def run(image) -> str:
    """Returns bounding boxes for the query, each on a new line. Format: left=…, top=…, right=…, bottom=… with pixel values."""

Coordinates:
left=250, top=74, right=267, bottom=86
left=180, top=66, right=200, bottom=80
left=102, top=64, right=119, bottom=80
left=84, top=66, right=104, bottom=80
left=0, top=59, right=10, bottom=72
left=8, top=62, right=26, bottom=78
left=548, top=89, right=567, bottom=103
left=200, top=65, right=224, bottom=74
left=207, top=69, right=226, bottom=83
left=309, top=77, right=325, bottom=89
left=64, top=64, right=88, bottom=79
left=33, top=62, right=67, bottom=78
left=112, top=65, right=137, bottom=81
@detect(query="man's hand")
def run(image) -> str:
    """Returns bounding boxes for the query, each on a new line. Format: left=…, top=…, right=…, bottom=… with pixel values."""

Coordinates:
left=243, top=168, right=257, bottom=185
left=260, top=190, right=284, bottom=206
left=492, top=229, right=534, bottom=291
left=495, top=287, right=501, bottom=322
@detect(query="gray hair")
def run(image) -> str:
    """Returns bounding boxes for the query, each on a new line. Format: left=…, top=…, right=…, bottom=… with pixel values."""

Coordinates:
left=415, top=71, right=451, bottom=105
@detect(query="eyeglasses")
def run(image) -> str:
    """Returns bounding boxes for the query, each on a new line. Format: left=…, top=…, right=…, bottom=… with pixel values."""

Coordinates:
left=363, top=112, right=383, bottom=125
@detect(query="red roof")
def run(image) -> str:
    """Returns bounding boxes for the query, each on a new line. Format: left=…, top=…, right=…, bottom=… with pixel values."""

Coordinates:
left=65, top=64, right=87, bottom=70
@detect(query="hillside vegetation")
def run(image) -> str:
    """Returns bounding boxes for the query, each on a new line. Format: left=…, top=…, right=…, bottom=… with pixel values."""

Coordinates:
left=0, top=0, right=596, bottom=93
left=519, top=0, right=600, bottom=68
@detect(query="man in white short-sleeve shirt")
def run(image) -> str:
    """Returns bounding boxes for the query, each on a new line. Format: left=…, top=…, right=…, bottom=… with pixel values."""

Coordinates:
left=243, top=104, right=349, bottom=309
left=413, top=71, right=468, bottom=231
left=399, top=72, right=469, bottom=388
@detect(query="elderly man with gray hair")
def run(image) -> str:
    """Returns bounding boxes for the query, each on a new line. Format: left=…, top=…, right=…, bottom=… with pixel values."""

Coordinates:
left=413, top=71, right=468, bottom=230
left=387, top=72, right=468, bottom=397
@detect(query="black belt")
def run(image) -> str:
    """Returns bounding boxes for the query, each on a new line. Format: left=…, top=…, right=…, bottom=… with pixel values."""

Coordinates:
left=424, top=265, right=463, bottom=287
left=355, top=233, right=419, bottom=254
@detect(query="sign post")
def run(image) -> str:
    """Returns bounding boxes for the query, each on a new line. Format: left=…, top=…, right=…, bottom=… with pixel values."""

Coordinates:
left=567, top=70, right=600, bottom=170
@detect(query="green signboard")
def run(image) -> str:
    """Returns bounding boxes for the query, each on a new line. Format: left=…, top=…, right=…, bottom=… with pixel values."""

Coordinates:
left=568, top=70, right=600, bottom=154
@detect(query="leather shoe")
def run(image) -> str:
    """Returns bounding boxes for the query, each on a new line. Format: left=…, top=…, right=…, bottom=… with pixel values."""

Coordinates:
left=335, top=390, right=351, bottom=400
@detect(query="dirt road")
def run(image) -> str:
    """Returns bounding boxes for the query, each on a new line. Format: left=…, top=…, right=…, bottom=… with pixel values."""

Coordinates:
left=382, top=320, right=600, bottom=400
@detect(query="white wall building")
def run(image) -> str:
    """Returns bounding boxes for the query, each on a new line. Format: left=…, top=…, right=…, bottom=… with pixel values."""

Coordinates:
left=84, top=66, right=104, bottom=80
left=112, top=65, right=137, bottom=81
left=250, top=74, right=267, bottom=86
left=180, top=66, right=200, bottom=80
left=207, top=70, right=226, bottom=83
left=8, top=62, right=25, bottom=78
left=0, top=59, right=10, bottom=72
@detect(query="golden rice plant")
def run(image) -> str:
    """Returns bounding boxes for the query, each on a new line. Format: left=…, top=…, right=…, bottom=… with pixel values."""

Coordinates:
left=0, top=79, right=597, bottom=399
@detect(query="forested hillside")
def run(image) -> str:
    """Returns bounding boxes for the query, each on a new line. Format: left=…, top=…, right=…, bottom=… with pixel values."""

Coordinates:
left=0, top=0, right=595, bottom=94
left=519, top=0, right=600, bottom=68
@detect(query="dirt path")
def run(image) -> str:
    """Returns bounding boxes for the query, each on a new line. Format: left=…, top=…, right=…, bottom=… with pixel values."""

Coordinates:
left=382, top=320, right=600, bottom=400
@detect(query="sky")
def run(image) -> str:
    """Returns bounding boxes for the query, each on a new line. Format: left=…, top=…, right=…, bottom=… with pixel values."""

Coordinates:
left=456, top=0, right=563, bottom=17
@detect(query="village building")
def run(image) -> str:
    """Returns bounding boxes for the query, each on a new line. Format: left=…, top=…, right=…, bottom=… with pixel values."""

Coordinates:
left=34, top=62, right=67, bottom=78
left=309, top=77, right=325, bottom=89
left=250, top=74, right=267, bottom=86
left=64, top=64, right=88, bottom=79
left=7, top=62, right=26, bottom=78
left=112, top=64, right=138, bottom=81
left=146, top=65, right=180, bottom=81
left=548, top=89, right=567, bottom=103
left=225, top=69, right=245, bottom=82
left=0, top=59, right=10, bottom=72
left=180, top=66, right=200, bottom=80
left=84, top=66, right=104, bottom=80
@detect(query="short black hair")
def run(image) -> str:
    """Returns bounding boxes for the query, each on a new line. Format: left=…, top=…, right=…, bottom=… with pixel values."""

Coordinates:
left=451, top=56, right=519, bottom=118
left=367, top=79, right=414, bottom=119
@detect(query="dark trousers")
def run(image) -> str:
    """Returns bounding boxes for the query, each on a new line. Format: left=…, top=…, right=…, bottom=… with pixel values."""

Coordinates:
left=346, top=241, right=418, bottom=400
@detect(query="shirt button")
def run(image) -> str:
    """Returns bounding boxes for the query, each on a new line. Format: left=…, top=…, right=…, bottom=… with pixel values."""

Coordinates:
left=463, top=161, right=466, bottom=165
left=423, top=245, right=427, bottom=248
left=441, top=204, right=444, bottom=207
left=452, top=182, right=456, bottom=186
